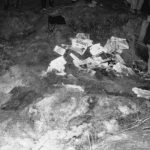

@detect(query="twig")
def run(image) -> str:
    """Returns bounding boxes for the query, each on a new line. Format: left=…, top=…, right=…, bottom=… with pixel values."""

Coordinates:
left=120, top=117, right=150, bottom=133
left=87, top=132, right=92, bottom=150
left=36, top=138, right=49, bottom=150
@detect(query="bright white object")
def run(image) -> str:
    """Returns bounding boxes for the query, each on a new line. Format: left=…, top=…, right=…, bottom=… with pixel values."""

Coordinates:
left=104, top=36, right=129, bottom=53
left=132, top=87, right=150, bottom=99
left=113, top=62, right=134, bottom=75
left=47, top=56, right=67, bottom=76
left=70, top=37, right=93, bottom=55
left=90, top=43, right=107, bottom=56
left=53, top=46, right=66, bottom=56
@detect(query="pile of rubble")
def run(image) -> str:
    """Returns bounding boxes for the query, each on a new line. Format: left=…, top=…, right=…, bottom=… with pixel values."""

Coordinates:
left=44, top=33, right=134, bottom=78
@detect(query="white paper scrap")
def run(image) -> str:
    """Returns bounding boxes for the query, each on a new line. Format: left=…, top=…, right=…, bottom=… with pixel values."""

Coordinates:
left=71, top=38, right=93, bottom=55
left=104, top=36, right=129, bottom=53
left=90, top=43, right=107, bottom=56
left=53, top=46, right=66, bottom=56
left=70, top=53, right=84, bottom=69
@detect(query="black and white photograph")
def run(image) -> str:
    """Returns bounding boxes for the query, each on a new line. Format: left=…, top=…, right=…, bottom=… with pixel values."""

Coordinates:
left=0, top=0, right=150, bottom=150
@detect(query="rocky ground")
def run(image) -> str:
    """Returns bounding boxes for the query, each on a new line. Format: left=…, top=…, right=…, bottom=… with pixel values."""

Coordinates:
left=0, top=0, right=150, bottom=150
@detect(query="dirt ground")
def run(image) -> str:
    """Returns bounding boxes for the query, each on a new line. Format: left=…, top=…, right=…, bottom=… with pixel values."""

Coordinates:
left=0, top=0, right=150, bottom=150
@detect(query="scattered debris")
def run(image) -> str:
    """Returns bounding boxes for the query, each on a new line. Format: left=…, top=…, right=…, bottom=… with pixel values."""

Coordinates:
left=45, top=33, right=133, bottom=78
